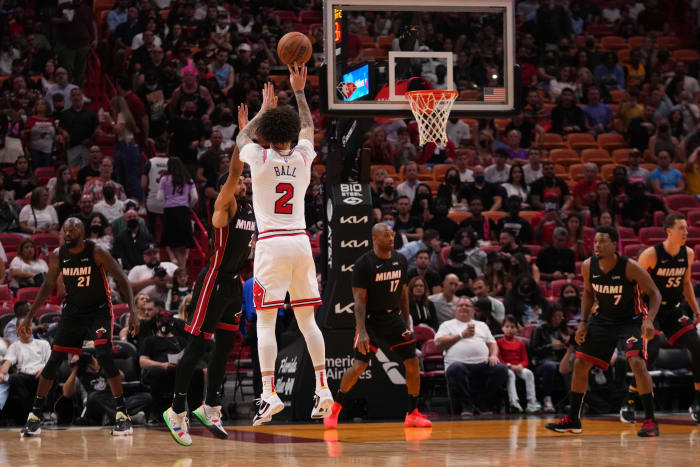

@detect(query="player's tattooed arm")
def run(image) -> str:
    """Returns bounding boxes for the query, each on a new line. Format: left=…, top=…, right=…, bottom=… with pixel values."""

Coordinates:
left=289, top=65, right=314, bottom=142
left=352, top=287, right=370, bottom=354
left=213, top=103, right=249, bottom=228
left=627, top=258, right=661, bottom=338
left=683, top=247, right=700, bottom=320
left=20, top=249, right=60, bottom=333
left=235, top=81, right=277, bottom=148
left=94, top=245, right=140, bottom=336
left=576, top=259, right=595, bottom=345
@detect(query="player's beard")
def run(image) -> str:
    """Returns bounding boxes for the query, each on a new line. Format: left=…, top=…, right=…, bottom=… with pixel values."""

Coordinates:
left=65, top=238, right=78, bottom=248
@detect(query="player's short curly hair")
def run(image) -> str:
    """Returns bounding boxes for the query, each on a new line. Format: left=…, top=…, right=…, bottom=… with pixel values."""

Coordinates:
left=257, top=107, right=301, bottom=145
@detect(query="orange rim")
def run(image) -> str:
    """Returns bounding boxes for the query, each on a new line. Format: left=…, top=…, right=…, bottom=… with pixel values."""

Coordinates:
left=405, top=90, right=458, bottom=113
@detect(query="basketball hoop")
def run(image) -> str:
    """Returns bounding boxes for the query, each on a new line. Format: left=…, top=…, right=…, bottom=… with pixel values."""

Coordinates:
left=405, top=90, right=458, bottom=147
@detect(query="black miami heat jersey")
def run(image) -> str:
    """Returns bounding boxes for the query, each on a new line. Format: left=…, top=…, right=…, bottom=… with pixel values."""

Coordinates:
left=352, top=250, right=408, bottom=313
left=649, top=243, right=687, bottom=309
left=59, top=240, right=110, bottom=308
left=589, top=255, right=641, bottom=324
left=208, top=200, right=256, bottom=275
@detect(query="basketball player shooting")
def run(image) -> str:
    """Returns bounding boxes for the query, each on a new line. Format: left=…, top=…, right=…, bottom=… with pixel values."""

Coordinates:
left=236, top=66, right=332, bottom=426
left=324, top=223, right=432, bottom=429
left=18, top=218, right=139, bottom=437
left=619, top=213, right=700, bottom=425
left=163, top=103, right=256, bottom=446
left=546, top=226, right=661, bottom=437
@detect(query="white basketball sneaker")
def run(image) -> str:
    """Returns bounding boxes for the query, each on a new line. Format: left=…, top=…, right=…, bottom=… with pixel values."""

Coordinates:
left=193, top=404, right=227, bottom=439
left=311, top=387, right=334, bottom=419
left=252, top=393, right=284, bottom=426
left=163, top=408, right=192, bottom=446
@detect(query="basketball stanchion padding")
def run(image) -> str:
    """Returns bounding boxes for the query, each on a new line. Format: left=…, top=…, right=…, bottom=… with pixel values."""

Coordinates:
left=405, top=89, right=458, bottom=147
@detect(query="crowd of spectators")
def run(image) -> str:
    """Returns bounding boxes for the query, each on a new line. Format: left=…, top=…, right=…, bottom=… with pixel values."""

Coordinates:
left=0, top=0, right=698, bottom=424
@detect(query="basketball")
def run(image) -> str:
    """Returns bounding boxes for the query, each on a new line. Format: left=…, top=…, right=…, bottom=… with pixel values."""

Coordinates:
left=277, top=32, right=312, bottom=65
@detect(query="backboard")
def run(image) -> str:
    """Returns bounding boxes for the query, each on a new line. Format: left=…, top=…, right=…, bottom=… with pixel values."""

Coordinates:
left=321, top=0, right=518, bottom=118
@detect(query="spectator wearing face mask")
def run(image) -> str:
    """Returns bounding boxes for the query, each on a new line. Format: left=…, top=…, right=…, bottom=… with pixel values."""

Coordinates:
left=621, top=180, right=669, bottom=232
left=127, top=243, right=178, bottom=295
left=441, top=245, right=477, bottom=295
left=112, top=211, right=154, bottom=271
left=423, top=197, right=459, bottom=244
left=94, top=182, right=128, bottom=223
left=55, top=182, right=83, bottom=225
left=503, top=275, right=550, bottom=325
left=86, top=212, right=113, bottom=250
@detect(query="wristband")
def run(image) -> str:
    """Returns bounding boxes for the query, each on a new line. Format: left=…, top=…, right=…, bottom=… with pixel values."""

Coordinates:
left=294, top=90, right=305, bottom=96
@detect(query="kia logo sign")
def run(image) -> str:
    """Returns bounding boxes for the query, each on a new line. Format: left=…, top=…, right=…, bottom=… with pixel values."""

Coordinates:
left=343, top=197, right=362, bottom=205
left=341, top=264, right=354, bottom=272
left=334, top=302, right=354, bottom=314
left=340, top=240, right=369, bottom=248
left=340, top=216, right=368, bottom=224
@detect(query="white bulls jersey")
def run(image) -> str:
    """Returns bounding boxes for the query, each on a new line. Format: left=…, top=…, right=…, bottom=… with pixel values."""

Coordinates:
left=239, top=139, right=315, bottom=232
left=144, top=156, right=169, bottom=214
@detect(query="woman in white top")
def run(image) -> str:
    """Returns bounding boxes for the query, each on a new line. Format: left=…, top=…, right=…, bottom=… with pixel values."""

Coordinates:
left=110, top=95, right=144, bottom=201
left=18, top=187, right=59, bottom=234
left=501, top=165, right=530, bottom=209
left=9, top=238, right=49, bottom=289
left=549, top=66, right=576, bottom=101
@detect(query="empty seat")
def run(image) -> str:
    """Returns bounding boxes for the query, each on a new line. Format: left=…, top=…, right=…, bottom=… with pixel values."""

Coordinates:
left=567, top=133, right=598, bottom=151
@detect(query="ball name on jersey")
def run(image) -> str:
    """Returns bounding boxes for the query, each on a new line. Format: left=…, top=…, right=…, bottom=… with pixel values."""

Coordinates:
left=274, top=165, right=297, bottom=177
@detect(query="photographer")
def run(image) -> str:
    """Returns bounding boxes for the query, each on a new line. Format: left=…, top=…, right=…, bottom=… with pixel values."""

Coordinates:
left=62, top=350, right=151, bottom=426
left=127, top=243, right=178, bottom=296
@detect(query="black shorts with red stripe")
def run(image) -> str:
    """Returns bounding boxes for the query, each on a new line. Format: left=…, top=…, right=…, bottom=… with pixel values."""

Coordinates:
left=185, top=270, right=242, bottom=339
left=576, top=315, right=645, bottom=370
left=353, top=311, right=416, bottom=363
left=52, top=302, right=113, bottom=355
left=656, top=304, right=696, bottom=347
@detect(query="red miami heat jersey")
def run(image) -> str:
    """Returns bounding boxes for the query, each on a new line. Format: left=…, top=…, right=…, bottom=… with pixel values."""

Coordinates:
left=239, top=139, right=315, bottom=232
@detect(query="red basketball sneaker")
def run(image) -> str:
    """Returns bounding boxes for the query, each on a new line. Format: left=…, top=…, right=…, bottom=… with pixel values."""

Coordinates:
left=404, top=409, right=432, bottom=427
left=323, top=402, right=342, bottom=429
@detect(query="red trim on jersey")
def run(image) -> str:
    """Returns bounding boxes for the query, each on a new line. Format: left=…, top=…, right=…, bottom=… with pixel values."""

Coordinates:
left=53, top=345, right=83, bottom=355
left=258, top=228, right=307, bottom=234
left=189, top=225, right=229, bottom=336
left=100, top=267, right=114, bottom=347
left=634, top=285, right=647, bottom=317
left=290, top=297, right=322, bottom=304
left=216, top=322, right=238, bottom=331
left=94, top=339, right=108, bottom=346
left=203, top=331, right=214, bottom=340
left=256, top=232, right=307, bottom=241
left=667, top=324, right=696, bottom=346
left=390, top=339, right=417, bottom=350
left=575, top=351, right=610, bottom=370
left=262, top=149, right=267, bottom=164
left=626, top=350, right=641, bottom=358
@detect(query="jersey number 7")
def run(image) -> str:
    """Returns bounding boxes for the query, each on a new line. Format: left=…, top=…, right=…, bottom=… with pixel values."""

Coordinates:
left=275, top=183, right=294, bottom=214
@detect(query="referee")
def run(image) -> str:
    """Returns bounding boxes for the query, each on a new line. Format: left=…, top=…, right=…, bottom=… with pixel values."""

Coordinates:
left=323, top=223, right=432, bottom=428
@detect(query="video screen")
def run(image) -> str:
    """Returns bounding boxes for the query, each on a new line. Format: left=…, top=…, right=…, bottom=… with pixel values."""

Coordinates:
left=341, top=64, right=370, bottom=101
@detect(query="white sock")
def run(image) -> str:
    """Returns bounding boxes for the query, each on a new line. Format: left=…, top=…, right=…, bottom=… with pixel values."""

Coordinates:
left=257, top=310, right=278, bottom=396
left=294, top=306, right=326, bottom=368
left=262, top=375, right=275, bottom=396
left=315, top=369, right=327, bottom=391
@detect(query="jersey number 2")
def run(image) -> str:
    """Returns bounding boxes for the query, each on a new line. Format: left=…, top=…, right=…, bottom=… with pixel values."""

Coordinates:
left=275, top=183, right=294, bottom=214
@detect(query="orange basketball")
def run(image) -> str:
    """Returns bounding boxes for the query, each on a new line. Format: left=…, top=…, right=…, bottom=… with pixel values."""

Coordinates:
left=277, top=32, right=313, bottom=65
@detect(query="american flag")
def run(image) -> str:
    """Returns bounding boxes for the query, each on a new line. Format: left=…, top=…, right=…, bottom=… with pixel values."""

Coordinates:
left=484, top=87, right=506, bottom=102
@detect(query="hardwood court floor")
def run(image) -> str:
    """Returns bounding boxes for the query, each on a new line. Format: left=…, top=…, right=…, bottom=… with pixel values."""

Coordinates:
left=0, top=414, right=699, bottom=466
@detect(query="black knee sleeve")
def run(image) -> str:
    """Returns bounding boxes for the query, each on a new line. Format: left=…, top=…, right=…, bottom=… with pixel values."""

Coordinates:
left=174, top=334, right=207, bottom=395
left=41, top=351, right=66, bottom=381
left=205, top=329, right=236, bottom=406
left=676, top=330, right=700, bottom=383
left=214, top=329, right=236, bottom=357
left=96, top=346, right=120, bottom=379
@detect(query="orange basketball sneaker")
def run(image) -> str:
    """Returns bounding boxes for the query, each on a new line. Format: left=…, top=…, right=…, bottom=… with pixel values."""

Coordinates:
left=323, top=402, right=342, bottom=429
left=404, top=409, right=432, bottom=427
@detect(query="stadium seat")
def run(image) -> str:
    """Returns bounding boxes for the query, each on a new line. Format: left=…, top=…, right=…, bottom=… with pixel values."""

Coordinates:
left=274, top=9, right=298, bottom=21
left=600, top=36, right=627, bottom=51
left=656, top=36, right=681, bottom=50
left=524, top=244, right=542, bottom=258
left=298, top=9, right=322, bottom=24
left=581, top=148, right=612, bottom=166
left=0, top=286, right=13, bottom=303
left=673, top=49, right=700, bottom=63
left=569, top=163, right=585, bottom=181
left=597, top=133, right=626, bottom=151
left=361, top=48, right=388, bottom=60
left=639, top=227, right=666, bottom=245
left=654, top=210, right=676, bottom=226
left=0, top=233, right=24, bottom=253
left=627, top=36, right=645, bottom=49
left=481, top=245, right=501, bottom=255
left=400, top=164, right=430, bottom=176
left=35, top=304, right=61, bottom=319
left=413, top=324, right=436, bottom=347
left=447, top=212, right=471, bottom=224
left=34, top=166, right=55, bottom=186
left=601, top=163, right=622, bottom=181
left=667, top=194, right=700, bottom=213
left=31, top=233, right=61, bottom=252
left=687, top=209, right=700, bottom=227
left=692, top=261, right=700, bottom=281
left=550, top=149, right=580, bottom=167
left=567, top=133, right=598, bottom=151
left=371, top=164, right=397, bottom=177
left=519, top=324, right=538, bottom=339
left=612, top=148, right=633, bottom=164
left=16, top=287, right=40, bottom=302
left=432, top=165, right=456, bottom=182
left=694, top=244, right=700, bottom=260
left=541, top=133, right=567, bottom=150
left=376, top=35, right=395, bottom=50
left=623, top=244, right=646, bottom=258
left=483, top=211, right=507, bottom=223
left=518, top=211, right=538, bottom=223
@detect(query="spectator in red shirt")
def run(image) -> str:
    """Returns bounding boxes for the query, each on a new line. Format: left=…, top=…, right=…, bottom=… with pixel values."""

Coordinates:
left=572, top=163, right=599, bottom=213
left=498, top=315, right=540, bottom=413
left=116, top=76, right=149, bottom=147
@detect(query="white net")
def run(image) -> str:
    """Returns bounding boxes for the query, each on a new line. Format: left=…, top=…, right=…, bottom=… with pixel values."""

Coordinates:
left=405, top=90, right=458, bottom=147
